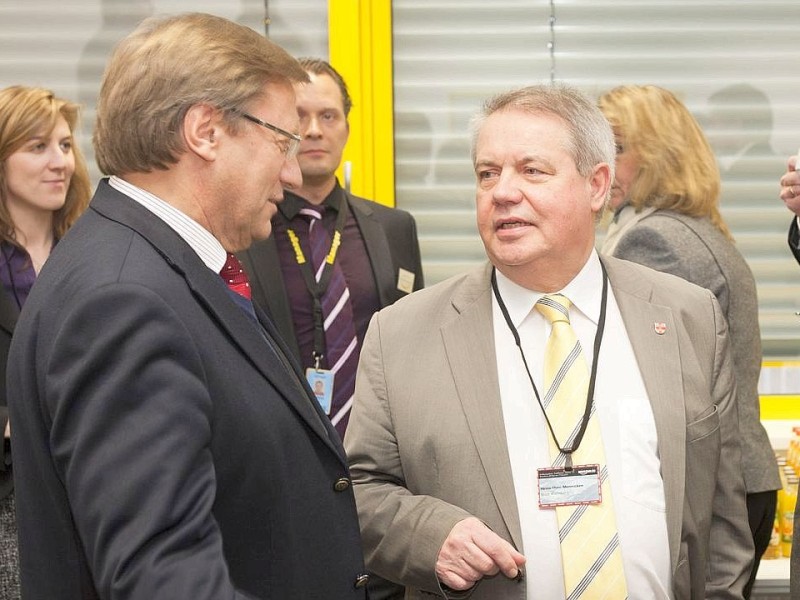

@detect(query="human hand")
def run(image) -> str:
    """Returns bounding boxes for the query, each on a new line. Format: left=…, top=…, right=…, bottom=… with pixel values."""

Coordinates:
left=435, top=517, right=526, bottom=591
left=779, top=155, right=800, bottom=216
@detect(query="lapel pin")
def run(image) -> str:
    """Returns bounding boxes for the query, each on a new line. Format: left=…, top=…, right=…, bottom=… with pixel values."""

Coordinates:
left=654, top=322, right=667, bottom=335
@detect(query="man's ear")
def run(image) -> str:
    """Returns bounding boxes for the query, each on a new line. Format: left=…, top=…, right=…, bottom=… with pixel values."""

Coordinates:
left=588, top=162, right=612, bottom=213
left=183, top=104, right=220, bottom=162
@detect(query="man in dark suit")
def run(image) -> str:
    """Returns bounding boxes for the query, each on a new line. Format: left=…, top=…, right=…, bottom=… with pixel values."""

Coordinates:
left=779, top=154, right=800, bottom=599
left=7, top=13, right=368, bottom=600
left=240, top=59, right=424, bottom=441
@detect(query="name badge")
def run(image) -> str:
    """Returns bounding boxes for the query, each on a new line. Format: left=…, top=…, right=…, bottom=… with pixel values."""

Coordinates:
left=306, top=368, right=334, bottom=414
left=397, top=268, right=415, bottom=294
left=537, top=464, right=602, bottom=508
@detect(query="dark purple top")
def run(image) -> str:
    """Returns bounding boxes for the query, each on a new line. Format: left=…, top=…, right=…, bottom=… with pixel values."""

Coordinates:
left=0, top=241, right=36, bottom=310
left=272, top=184, right=380, bottom=371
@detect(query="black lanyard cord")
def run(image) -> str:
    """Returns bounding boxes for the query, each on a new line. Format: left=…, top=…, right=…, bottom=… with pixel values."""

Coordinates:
left=490, top=261, right=609, bottom=469
left=286, top=198, right=350, bottom=367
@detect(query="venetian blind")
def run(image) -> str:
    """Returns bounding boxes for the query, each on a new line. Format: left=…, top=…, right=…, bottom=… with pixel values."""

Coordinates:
left=0, top=0, right=328, bottom=184
left=391, top=0, right=800, bottom=356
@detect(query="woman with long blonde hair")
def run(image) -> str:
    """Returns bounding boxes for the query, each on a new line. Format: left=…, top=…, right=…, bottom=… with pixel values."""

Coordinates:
left=0, top=85, right=90, bottom=599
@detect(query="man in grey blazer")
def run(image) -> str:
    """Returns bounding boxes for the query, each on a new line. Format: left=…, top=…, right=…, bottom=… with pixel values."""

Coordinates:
left=345, top=84, right=753, bottom=599
left=7, top=14, right=368, bottom=599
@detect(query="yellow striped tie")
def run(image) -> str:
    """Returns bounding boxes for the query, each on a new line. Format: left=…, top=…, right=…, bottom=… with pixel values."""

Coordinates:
left=536, top=294, right=627, bottom=599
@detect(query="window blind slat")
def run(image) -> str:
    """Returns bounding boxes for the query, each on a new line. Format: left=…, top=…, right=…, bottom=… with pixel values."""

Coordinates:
left=392, top=0, right=800, bottom=355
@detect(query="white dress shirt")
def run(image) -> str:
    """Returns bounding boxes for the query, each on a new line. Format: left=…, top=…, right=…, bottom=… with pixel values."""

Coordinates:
left=493, top=250, right=673, bottom=599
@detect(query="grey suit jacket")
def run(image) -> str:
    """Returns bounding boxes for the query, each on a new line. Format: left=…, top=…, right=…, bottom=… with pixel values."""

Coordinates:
left=606, top=207, right=780, bottom=495
left=345, top=257, right=753, bottom=600
left=8, top=180, right=367, bottom=599
left=239, top=188, right=424, bottom=364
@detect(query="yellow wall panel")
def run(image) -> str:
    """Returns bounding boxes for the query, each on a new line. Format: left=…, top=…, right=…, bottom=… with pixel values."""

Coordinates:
left=329, top=0, right=394, bottom=206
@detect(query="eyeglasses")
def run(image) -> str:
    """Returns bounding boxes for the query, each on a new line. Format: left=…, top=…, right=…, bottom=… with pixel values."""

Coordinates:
left=240, top=112, right=301, bottom=160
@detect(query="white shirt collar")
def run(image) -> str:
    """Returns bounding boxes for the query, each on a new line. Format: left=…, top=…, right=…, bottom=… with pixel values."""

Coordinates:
left=108, top=175, right=227, bottom=273
left=493, top=250, right=603, bottom=329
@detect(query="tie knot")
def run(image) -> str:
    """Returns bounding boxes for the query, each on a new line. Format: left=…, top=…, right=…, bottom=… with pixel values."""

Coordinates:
left=220, top=252, right=251, bottom=300
left=299, top=206, right=324, bottom=223
left=535, top=294, right=572, bottom=324
left=221, top=252, right=244, bottom=275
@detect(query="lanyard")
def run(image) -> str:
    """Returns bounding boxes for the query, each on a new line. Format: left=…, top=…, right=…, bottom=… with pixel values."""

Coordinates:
left=490, top=261, right=609, bottom=470
left=286, top=199, right=349, bottom=368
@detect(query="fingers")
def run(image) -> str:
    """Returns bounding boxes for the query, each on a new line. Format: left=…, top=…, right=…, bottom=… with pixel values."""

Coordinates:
left=435, top=517, right=526, bottom=591
left=781, top=185, right=800, bottom=212
left=779, top=160, right=800, bottom=214
left=780, top=166, right=800, bottom=189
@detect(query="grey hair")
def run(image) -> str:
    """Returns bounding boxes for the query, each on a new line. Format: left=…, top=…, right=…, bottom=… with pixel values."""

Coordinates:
left=469, top=83, right=615, bottom=183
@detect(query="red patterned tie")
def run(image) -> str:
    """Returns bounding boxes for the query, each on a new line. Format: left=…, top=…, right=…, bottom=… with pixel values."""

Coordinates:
left=220, top=252, right=252, bottom=301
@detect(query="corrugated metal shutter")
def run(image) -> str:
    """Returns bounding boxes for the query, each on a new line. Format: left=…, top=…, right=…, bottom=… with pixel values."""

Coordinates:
left=266, top=0, right=328, bottom=61
left=2, top=1, right=799, bottom=354
left=392, top=0, right=800, bottom=356
left=0, top=0, right=327, bottom=184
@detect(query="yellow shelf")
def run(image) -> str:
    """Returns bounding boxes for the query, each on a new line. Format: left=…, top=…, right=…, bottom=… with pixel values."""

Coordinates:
left=761, top=395, right=800, bottom=421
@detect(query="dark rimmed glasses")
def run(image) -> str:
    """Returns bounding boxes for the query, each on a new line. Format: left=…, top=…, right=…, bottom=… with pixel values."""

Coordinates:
left=241, top=112, right=302, bottom=160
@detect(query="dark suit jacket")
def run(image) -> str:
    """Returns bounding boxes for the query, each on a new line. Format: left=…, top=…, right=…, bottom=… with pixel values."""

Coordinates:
left=0, top=286, right=17, bottom=500
left=789, top=216, right=800, bottom=265
left=8, top=179, right=367, bottom=600
left=240, top=188, right=424, bottom=364
left=791, top=217, right=800, bottom=600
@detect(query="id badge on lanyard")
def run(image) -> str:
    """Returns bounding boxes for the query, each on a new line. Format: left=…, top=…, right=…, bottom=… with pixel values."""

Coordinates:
left=537, top=464, right=602, bottom=508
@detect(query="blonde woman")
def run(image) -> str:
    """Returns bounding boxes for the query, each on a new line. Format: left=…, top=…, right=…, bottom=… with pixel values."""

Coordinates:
left=0, top=85, right=90, bottom=599
left=599, top=84, right=779, bottom=599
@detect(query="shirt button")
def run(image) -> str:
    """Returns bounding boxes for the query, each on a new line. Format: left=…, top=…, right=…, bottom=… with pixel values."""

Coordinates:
left=334, top=477, right=351, bottom=492
left=354, top=573, right=369, bottom=588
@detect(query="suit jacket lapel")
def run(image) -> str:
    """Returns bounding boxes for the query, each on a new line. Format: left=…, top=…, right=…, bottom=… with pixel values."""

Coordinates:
left=237, top=235, right=302, bottom=361
left=440, top=263, right=523, bottom=551
left=348, top=194, right=397, bottom=308
left=91, top=182, right=342, bottom=461
left=251, top=300, right=346, bottom=456
left=181, top=250, right=341, bottom=459
left=604, top=258, right=685, bottom=570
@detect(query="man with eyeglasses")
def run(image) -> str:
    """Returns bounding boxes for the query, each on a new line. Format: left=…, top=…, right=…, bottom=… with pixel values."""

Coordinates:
left=240, top=58, right=424, bottom=443
left=7, top=14, right=369, bottom=600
